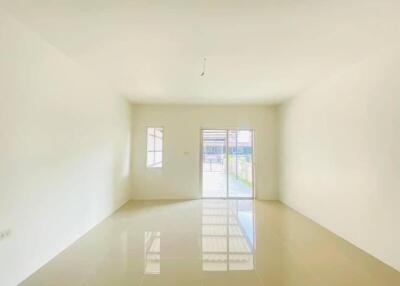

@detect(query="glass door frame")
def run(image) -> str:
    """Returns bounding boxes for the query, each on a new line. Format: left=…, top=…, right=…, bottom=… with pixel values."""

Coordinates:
left=200, top=128, right=255, bottom=199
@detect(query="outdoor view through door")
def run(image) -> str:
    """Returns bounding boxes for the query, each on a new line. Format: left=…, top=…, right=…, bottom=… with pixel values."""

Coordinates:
left=202, top=129, right=254, bottom=198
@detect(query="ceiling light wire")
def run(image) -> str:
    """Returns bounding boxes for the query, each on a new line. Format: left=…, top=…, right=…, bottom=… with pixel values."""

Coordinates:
left=200, top=57, right=207, bottom=77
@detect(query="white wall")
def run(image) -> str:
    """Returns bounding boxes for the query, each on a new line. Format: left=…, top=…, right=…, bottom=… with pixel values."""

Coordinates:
left=0, top=10, right=132, bottom=286
left=131, top=105, right=278, bottom=200
left=278, top=50, right=400, bottom=271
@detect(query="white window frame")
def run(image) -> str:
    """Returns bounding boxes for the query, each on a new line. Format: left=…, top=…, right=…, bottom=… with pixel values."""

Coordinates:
left=146, top=127, right=164, bottom=168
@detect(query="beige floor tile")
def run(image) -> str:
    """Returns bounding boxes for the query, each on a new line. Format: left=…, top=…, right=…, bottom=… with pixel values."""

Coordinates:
left=20, top=199, right=400, bottom=286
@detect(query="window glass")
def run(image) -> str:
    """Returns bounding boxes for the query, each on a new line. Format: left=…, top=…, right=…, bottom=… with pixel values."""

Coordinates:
left=147, top=127, right=163, bottom=168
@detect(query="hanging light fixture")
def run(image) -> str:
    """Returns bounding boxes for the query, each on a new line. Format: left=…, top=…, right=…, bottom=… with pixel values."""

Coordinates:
left=200, top=57, right=207, bottom=77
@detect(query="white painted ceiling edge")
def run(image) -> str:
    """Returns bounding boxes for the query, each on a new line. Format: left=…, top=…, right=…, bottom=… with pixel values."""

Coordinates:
left=1, top=0, right=400, bottom=105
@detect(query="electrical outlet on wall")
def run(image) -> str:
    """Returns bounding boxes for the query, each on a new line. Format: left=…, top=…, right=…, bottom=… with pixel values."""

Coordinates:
left=0, top=229, right=11, bottom=240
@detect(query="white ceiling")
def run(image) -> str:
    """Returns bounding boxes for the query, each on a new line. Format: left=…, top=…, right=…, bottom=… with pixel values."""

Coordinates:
left=1, top=0, right=400, bottom=104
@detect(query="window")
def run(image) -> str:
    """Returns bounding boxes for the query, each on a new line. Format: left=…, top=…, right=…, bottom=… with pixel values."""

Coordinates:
left=146, top=127, right=163, bottom=168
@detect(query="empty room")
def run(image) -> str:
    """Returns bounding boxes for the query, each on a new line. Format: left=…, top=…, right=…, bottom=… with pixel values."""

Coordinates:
left=1, top=1, right=399, bottom=285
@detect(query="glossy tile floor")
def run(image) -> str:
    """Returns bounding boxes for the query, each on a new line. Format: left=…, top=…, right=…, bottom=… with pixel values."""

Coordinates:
left=21, top=200, right=400, bottom=286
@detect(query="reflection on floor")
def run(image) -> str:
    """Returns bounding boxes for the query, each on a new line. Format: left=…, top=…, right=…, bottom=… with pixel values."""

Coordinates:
left=20, top=200, right=400, bottom=286
left=202, top=200, right=254, bottom=271
left=144, top=232, right=160, bottom=274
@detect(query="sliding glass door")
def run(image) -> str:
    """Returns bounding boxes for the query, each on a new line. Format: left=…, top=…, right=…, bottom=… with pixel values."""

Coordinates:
left=227, top=130, right=253, bottom=198
left=201, top=129, right=254, bottom=198
left=202, top=130, right=228, bottom=198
